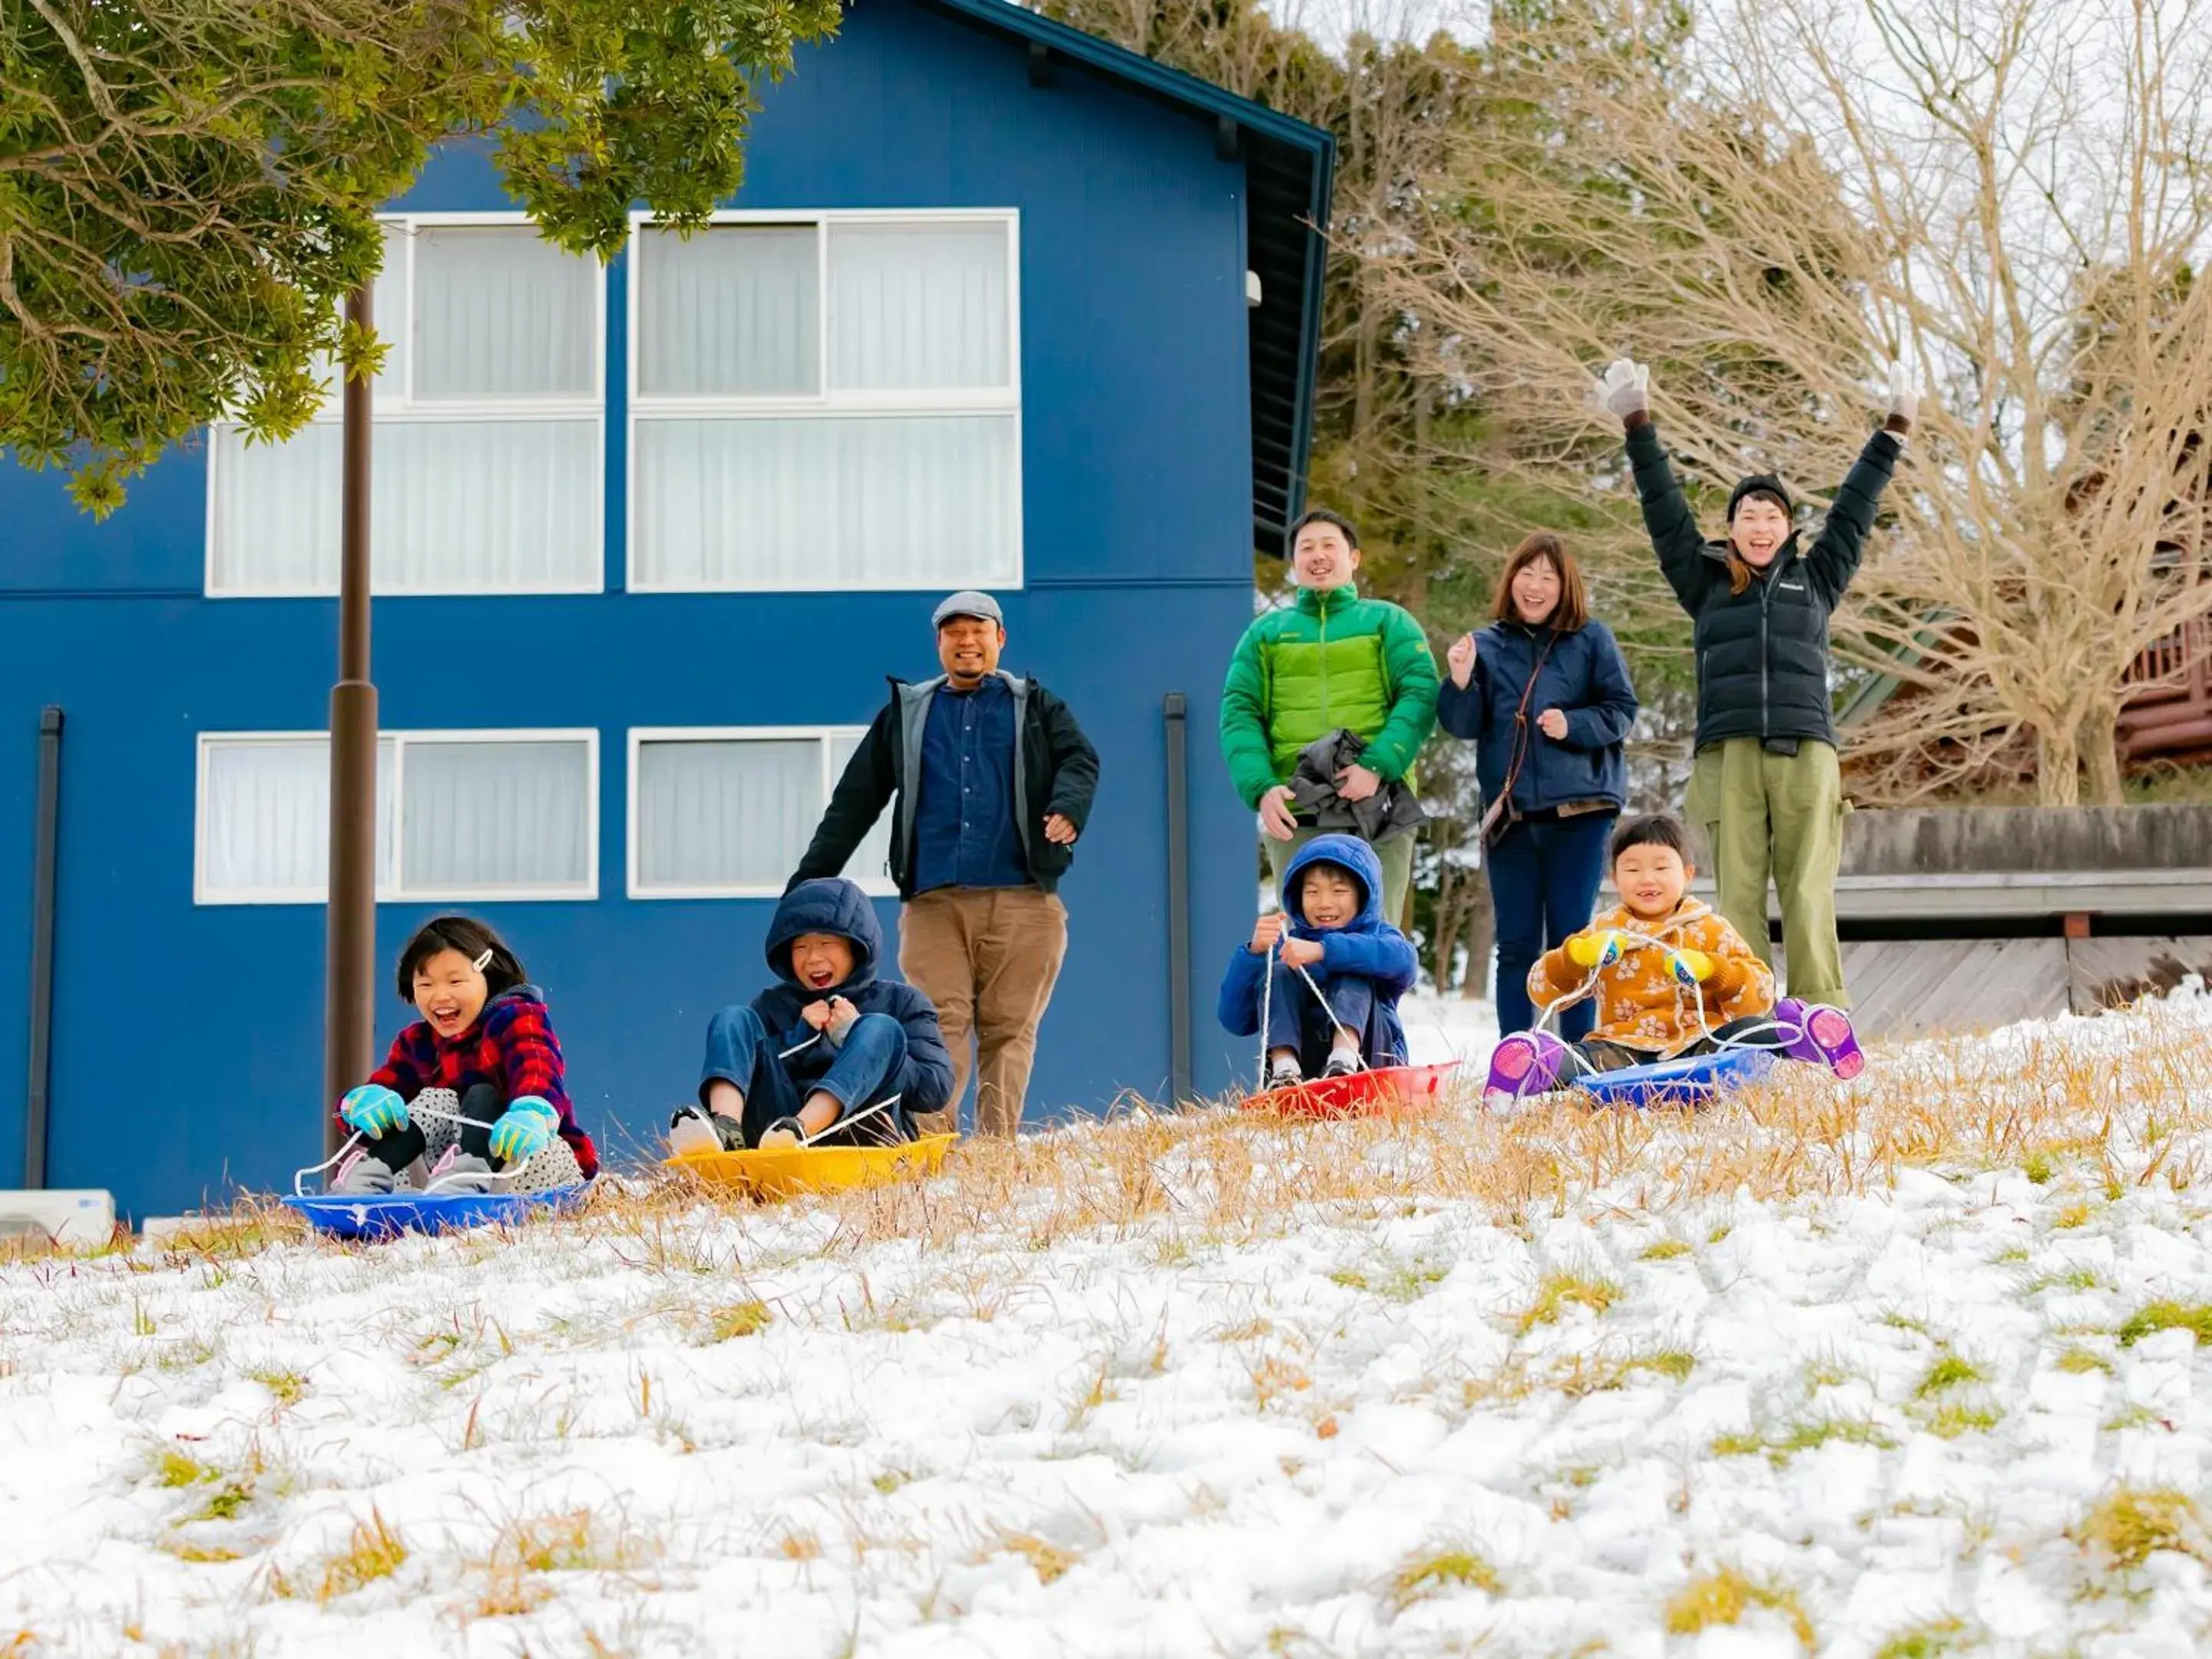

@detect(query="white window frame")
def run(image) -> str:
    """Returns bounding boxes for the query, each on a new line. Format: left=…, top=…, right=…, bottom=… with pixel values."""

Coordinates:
left=626, top=725, right=896, bottom=900
left=624, top=207, right=1024, bottom=594
left=204, top=210, right=610, bottom=599
left=194, top=728, right=601, bottom=905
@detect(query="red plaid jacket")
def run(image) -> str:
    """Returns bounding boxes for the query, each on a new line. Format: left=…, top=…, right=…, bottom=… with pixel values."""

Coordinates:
left=346, top=985, right=596, bottom=1179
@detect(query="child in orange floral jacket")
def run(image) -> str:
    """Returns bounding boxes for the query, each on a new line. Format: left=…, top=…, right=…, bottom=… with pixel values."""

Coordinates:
left=1486, top=814, right=1865, bottom=1098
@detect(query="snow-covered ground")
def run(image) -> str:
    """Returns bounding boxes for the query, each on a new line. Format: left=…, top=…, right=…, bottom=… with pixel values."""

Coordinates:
left=8, top=995, right=2212, bottom=1657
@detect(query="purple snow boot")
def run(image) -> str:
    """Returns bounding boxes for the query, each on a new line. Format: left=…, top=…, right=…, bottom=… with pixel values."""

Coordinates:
left=1485, top=1031, right=1571, bottom=1101
left=1775, top=998, right=1865, bottom=1081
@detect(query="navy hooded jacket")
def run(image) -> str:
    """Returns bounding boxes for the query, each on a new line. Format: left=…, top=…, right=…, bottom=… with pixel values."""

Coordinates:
left=1217, top=834, right=1419, bottom=1065
left=749, top=879, right=955, bottom=1118
left=1435, top=619, right=1637, bottom=816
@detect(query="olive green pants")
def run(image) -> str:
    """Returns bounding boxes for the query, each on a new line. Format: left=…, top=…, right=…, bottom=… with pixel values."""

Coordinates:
left=1686, top=738, right=1849, bottom=1008
left=1264, top=827, right=1416, bottom=931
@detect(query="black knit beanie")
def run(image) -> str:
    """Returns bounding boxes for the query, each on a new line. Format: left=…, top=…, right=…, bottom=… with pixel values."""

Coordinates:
left=1727, top=475, right=1794, bottom=522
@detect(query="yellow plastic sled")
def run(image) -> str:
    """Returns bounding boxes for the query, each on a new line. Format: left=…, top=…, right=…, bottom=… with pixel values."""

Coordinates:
left=665, top=1134, right=955, bottom=1200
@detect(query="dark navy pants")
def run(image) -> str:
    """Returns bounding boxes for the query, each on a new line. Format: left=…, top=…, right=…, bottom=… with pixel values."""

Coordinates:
left=700, top=1007, right=912, bottom=1147
left=1264, top=964, right=1379, bottom=1075
left=1486, top=812, right=1616, bottom=1041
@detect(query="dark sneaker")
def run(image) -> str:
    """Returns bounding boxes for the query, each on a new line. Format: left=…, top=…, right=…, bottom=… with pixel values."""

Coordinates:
left=756, top=1116, right=806, bottom=1150
left=331, top=1152, right=400, bottom=1196
left=1322, top=1051, right=1361, bottom=1079
left=1264, top=1055, right=1303, bottom=1091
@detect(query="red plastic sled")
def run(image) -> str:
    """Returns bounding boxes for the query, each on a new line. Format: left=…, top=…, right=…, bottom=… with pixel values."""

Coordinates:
left=1242, top=1061, right=1460, bottom=1119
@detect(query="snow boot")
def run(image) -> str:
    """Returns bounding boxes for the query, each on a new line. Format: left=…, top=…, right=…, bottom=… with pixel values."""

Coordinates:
left=1776, top=998, right=1864, bottom=1081
left=432, top=1151, right=495, bottom=1194
left=1485, top=1031, right=1570, bottom=1101
left=668, top=1104, right=743, bottom=1157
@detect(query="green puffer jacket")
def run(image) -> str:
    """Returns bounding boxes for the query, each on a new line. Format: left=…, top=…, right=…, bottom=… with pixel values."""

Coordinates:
left=1220, top=584, right=1441, bottom=810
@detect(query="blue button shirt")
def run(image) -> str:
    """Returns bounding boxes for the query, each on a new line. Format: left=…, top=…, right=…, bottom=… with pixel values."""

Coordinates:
left=912, top=677, right=1031, bottom=894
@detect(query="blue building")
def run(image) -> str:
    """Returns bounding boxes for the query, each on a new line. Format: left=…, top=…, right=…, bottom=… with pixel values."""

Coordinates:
left=0, top=0, right=1333, bottom=1218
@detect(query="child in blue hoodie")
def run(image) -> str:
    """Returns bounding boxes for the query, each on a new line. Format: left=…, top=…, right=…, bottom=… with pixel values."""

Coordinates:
left=671, top=878, right=955, bottom=1152
left=1218, top=833, right=1421, bottom=1089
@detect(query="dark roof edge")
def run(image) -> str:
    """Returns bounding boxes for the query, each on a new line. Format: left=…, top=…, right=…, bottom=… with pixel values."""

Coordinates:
left=916, top=0, right=1337, bottom=160
left=1281, top=134, right=1334, bottom=545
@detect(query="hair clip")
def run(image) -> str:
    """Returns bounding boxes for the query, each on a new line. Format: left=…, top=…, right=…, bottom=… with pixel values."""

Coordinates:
left=472, top=948, right=495, bottom=972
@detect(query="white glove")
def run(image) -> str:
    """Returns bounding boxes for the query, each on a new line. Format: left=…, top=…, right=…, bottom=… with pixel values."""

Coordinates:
left=1594, top=357, right=1651, bottom=421
left=1886, top=363, right=1919, bottom=430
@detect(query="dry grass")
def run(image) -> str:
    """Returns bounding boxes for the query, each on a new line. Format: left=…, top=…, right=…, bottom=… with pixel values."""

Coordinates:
left=1386, top=1545, right=1504, bottom=1610
left=270, top=1509, right=406, bottom=1603
left=1664, top=1566, right=1816, bottom=1647
left=2072, top=1488, right=2211, bottom=1573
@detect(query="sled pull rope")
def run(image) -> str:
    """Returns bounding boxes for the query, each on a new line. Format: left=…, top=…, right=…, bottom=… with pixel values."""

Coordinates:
left=296, top=1132, right=366, bottom=1197
left=1256, top=935, right=1275, bottom=1088
left=1290, top=957, right=1368, bottom=1071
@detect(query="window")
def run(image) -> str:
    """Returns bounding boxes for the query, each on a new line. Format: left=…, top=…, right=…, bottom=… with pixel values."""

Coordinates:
left=196, top=731, right=598, bottom=903
left=628, top=728, right=895, bottom=898
left=628, top=212, right=1022, bottom=592
left=207, top=217, right=605, bottom=597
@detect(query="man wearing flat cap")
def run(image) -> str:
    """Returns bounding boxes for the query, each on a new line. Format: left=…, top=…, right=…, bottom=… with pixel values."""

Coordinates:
left=790, top=591, right=1100, bottom=1138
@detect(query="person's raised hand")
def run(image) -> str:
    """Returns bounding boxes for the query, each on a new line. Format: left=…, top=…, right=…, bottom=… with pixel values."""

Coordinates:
left=1536, top=707, right=1568, bottom=741
left=1886, top=363, right=1919, bottom=432
left=1335, top=762, right=1381, bottom=803
left=1250, top=912, right=1286, bottom=955
left=1280, top=936, right=1324, bottom=969
left=1667, top=948, right=1716, bottom=985
left=1594, top=357, right=1651, bottom=422
left=1259, top=784, right=1299, bottom=842
left=801, top=1000, right=833, bottom=1031
left=1565, top=929, right=1625, bottom=970
left=1445, top=631, right=1477, bottom=690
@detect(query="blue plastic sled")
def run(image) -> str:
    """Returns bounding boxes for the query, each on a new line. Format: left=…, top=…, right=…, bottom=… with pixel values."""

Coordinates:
left=282, top=1186, right=588, bottom=1240
left=1569, top=1045, right=1778, bottom=1109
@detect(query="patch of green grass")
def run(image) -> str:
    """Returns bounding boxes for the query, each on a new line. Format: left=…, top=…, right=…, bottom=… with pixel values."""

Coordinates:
left=1630, top=1349, right=1696, bottom=1383
left=2023, top=1266, right=2103, bottom=1295
left=1386, top=1547, right=1503, bottom=1611
left=1515, top=1270, right=1621, bottom=1335
left=1873, top=1618, right=1971, bottom=1659
left=247, top=1368, right=308, bottom=1408
left=1915, top=1353, right=1989, bottom=1399
left=707, top=1300, right=773, bottom=1343
left=1707, top=1224, right=1733, bottom=1244
left=1663, top=1567, right=1813, bottom=1647
left=2022, top=1150, right=2057, bottom=1184
left=154, top=1449, right=214, bottom=1488
left=872, top=1469, right=912, bottom=1496
left=1709, top=1431, right=1767, bottom=1459
left=191, top=1482, right=253, bottom=1522
left=1767, top=1416, right=1899, bottom=1461
left=1331, top=1257, right=1447, bottom=1303
left=1926, top=1402, right=2002, bottom=1439
left=2054, top=1346, right=2114, bottom=1376
left=1878, top=1310, right=1931, bottom=1336
left=2074, top=1487, right=2208, bottom=1571
left=1992, top=1243, right=2031, bottom=1264
left=2053, top=1202, right=2093, bottom=1230
left=2101, top=1403, right=2167, bottom=1433
left=1639, top=1239, right=1691, bottom=1261
left=2118, top=1301, right=2212, bottom=1347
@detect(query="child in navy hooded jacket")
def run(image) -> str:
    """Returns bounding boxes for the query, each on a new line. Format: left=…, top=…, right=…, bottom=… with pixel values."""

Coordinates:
left=671, top=878, right=955, bottom=1152
left=1218, top=833, right=1420, bottom=1089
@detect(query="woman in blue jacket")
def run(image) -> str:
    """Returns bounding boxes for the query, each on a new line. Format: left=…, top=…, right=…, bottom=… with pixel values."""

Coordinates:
left=1436, top=533, right=1640, bottom=1040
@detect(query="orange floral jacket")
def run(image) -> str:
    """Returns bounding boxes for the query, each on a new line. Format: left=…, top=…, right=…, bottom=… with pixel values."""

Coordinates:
left=1527, top=897, right=1775, bottom=1053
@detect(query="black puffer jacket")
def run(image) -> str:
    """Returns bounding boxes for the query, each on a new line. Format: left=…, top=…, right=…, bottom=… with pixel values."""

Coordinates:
left=1628, top=421, right=1902, bottom=750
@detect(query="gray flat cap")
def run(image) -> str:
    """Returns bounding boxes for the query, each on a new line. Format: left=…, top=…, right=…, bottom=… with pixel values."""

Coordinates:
left=932, top=590, right=1004, bottom=628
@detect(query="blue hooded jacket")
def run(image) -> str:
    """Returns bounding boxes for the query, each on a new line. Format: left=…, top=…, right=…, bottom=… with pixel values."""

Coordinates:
left=1435, top=620, right=1637, bottom=816
left=749, top=879, right=955, bottom=1118
left=1217, top=833, right=1419, bottom=1064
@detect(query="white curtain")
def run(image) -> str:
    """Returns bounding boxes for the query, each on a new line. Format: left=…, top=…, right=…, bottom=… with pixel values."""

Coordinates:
left=639, top=225, right=819, bottom=396
left=635, top=737, right=820, bottom=891
left=201, top=739, right=395, bottom=899
left=400, top=740, right=591, bottom=892
left=828, top=221, right=1009, bottom=390
left=411, top=226, right=598, bottom=398
left=208, top=419, right=600, bottom=593
left=632, top=413, right=1016, bottom=589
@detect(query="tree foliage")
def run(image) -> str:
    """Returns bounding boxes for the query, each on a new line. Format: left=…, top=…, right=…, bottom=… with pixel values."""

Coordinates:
left=1, top=0, right=840, bottom=513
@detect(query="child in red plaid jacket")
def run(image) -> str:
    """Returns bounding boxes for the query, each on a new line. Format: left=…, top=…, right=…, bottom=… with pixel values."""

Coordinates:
left=332, top=916, right=596, bottom=1194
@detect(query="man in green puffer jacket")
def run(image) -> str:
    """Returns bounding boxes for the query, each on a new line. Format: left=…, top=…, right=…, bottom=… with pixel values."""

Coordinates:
left=1221, top=508, right=1440, bottom=926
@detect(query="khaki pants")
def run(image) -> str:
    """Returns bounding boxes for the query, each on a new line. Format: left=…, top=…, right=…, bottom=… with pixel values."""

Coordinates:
left=898, top=886, right=1068, bottom=1138
left=1264, top=828, right=1416, bottom=930
left=1687, top=738, right=1849, bottom=1007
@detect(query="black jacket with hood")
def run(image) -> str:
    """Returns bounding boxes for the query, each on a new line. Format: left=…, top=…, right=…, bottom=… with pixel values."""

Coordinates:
left=748, top=879, right=956, bottom=1126
left=1628, top=419, right=1903, bottom=750
left=790, top=671, right=1100, bottom=899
